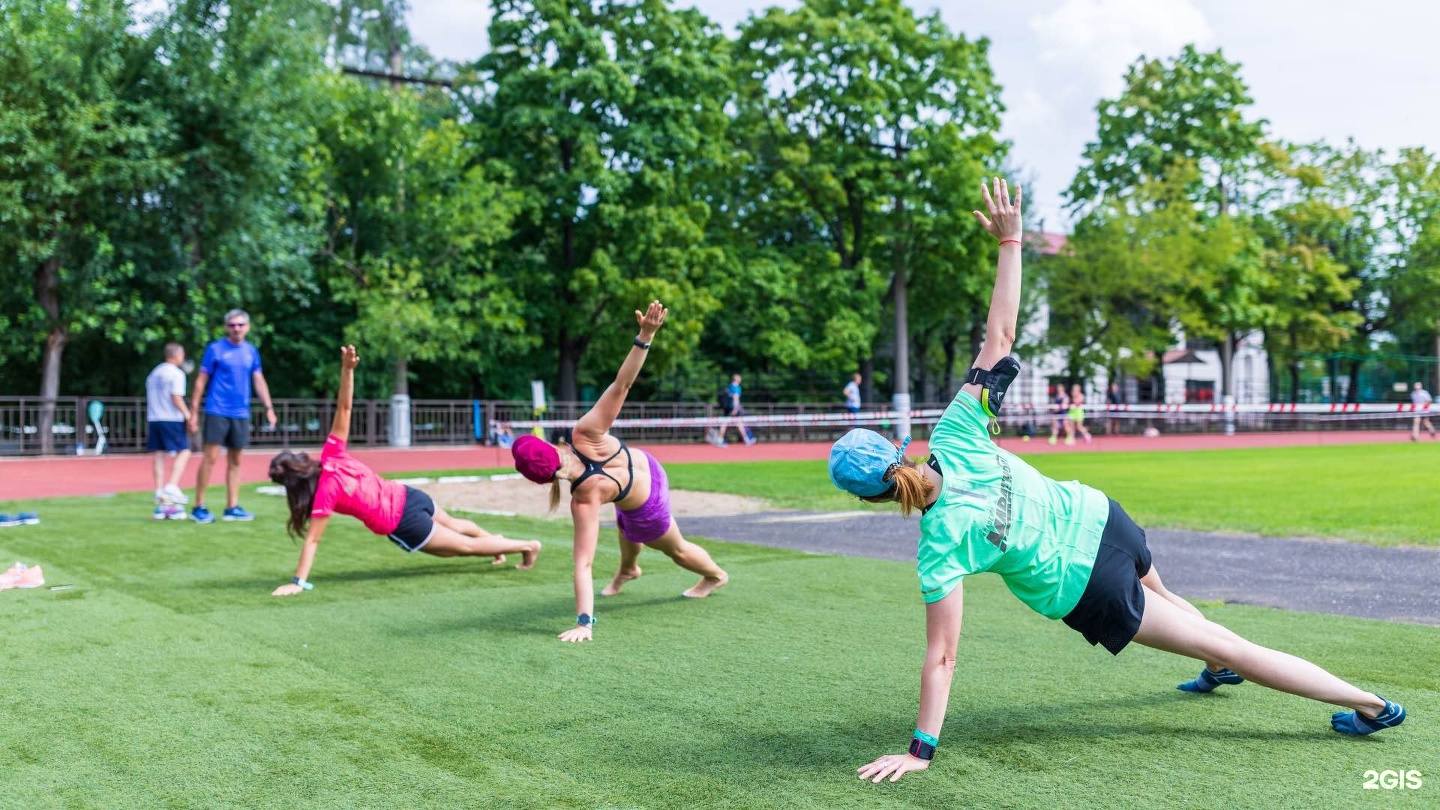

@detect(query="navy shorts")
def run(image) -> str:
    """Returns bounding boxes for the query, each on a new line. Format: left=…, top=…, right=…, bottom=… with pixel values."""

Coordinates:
left=202, top=414, right=250, bottom=449
left=1062, top=498, right=1153, bottom=655
left=147, top=421, right=189, bottom=453
left=387, top=486, right=437, bottom=552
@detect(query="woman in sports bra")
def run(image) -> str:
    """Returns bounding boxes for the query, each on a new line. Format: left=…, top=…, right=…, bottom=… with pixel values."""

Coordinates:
left=828, top=179, right=1404, bottom=784
left=512, top=301, right=728, bottom=642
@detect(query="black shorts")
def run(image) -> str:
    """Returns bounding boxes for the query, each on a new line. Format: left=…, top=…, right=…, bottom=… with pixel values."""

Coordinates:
left=201, top=414, right=250, bottom=449
left=387, top=486, right=437, bottom=552
left=1062, top=498, right=1153, bottom=655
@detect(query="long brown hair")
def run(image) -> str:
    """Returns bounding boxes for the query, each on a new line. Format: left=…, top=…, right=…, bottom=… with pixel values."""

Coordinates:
left=268, top=450, right=321, bottom=538
left=860, top=458, right=934, bottom=517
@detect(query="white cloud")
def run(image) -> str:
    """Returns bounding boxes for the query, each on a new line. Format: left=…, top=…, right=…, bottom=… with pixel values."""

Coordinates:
left=1030, top=0, right=1213, bottom=97
left=408, top=0, right=493, bottom=63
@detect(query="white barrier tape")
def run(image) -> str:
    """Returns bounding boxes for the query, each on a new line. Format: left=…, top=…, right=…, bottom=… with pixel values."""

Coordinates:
left=504, top=401, right=1433, bottom=430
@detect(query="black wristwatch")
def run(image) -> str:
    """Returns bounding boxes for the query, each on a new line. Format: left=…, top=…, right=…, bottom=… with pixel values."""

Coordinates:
left=633, top=337, right=651, bottom=350
left=577, top=613, right=597, bottom=628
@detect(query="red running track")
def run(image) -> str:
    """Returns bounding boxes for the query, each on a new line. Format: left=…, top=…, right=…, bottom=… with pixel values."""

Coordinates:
left=0, top=430, right=1420, bottom=501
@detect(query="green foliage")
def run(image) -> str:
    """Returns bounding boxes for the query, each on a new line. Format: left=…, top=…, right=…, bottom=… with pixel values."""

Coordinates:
left=475, top=0, right=733, bottom=401
left=728, top=0, right=1004, bottom=394
left=311, top=75, right=525, bottom=395
left=1067, top=45, right=1266, bottom=218
left=0, top=0, right=171, bottom=398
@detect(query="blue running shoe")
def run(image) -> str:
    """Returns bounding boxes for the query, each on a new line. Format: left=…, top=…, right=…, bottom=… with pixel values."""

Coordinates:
left=152, top=506, right=168, bottom=521
left=191, top=505, right=216, bottom=524
left=18, top=512, right=39, bottom=525
left=1332, top=698, right=1406, bottom=735
left=1177, top=667, right=1246, bottom=693
left=222, top=505, right=255, bottom=522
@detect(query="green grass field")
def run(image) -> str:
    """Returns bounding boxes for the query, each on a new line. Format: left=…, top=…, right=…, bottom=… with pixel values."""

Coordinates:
left=670, top=443, right=1440, bottom=545
left=1, top=445, right=1438, bottom=808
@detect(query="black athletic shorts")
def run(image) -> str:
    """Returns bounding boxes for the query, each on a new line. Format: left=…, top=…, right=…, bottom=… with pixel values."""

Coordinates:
left=387, top=486, right=437, bottom=552
left=1062, top=498, right=1153, bottom=655
left=201, top=414, right=250, bottom=449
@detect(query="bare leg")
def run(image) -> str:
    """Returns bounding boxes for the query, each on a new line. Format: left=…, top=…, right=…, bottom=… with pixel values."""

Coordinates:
left=225, top=448, right=243, bottom=509
left=194, top=443, right=222, bottom=506
left=151, top=446, right=164, bottom=492
left=432, top=506, right=539, bottom=569
left=422, top=520, right=542, bottom=562
left=167, top=449, right=192, bottom=490
left=603, top=531, right=643, bottom=595
left=1141, top=566, right=1222, bottom=672
left=646, top=520, right=727, bottom=598
left=1132, top=583, right=1386, bottom=715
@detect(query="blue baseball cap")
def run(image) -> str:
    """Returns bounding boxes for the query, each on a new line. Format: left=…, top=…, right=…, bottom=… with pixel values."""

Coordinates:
left=829, top=429, right=912, bottom=498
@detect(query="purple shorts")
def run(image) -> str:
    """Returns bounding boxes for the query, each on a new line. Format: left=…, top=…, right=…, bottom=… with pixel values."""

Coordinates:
left=615, top=453, right=673, bottom=544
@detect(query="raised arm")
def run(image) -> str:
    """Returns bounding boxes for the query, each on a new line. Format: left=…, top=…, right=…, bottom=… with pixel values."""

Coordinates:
left=961, top=178, right=1023, bottom=402
left=574, top=301, right=668, bottom=441
left=328, top=346, right=359, bottom=443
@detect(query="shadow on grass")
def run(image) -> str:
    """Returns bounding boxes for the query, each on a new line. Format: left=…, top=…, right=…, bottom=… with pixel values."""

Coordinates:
left=198, top=560, right=534, bottom=593
left=691, top=693, right=1334, bottom=774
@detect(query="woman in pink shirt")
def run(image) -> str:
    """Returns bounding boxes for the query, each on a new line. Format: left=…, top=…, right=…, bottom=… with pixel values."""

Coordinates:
left=269, top=346, right=541, bottom=596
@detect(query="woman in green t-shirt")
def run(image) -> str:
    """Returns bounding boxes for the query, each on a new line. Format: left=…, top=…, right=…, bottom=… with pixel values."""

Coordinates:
left=828, top=178, right=1405, bottom=785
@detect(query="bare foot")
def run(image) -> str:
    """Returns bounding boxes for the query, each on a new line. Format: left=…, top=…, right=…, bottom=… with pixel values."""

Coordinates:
left=682, top=572, right=728, bottom=598
left=517, top=541, right=541, bottom=571
left=491, top=554, right=507, bottom=566
left=602, top=566, right=642, bottom=596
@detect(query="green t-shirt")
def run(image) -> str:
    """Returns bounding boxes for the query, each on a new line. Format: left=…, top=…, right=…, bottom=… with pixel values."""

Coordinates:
left=917, top=391, right=1109, bottom=619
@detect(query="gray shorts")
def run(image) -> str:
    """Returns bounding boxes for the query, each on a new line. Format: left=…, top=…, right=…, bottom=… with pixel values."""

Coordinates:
left=202, top=414, right=250, bottom=449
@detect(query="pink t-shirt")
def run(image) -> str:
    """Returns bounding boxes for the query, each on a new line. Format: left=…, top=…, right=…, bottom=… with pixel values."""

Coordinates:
left=311, top=435, right=407, bottom=535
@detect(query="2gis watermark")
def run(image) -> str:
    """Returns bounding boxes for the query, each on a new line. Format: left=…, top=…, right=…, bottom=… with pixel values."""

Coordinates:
left=1362, top=770, right=1423, bottom=790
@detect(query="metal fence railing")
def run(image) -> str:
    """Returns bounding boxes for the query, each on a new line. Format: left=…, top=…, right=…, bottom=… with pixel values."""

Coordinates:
left=0, top=396, right=1420, bottom=456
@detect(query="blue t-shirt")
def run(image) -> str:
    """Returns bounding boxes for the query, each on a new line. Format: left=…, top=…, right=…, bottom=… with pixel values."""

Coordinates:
left=200, top=339, right=262, bottom=418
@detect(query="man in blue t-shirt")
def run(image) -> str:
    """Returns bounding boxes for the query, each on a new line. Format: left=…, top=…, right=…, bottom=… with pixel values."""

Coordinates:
left=187, top=309, right=277, bottom=523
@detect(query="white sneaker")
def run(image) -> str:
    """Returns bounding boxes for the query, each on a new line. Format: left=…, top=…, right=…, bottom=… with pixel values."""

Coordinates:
left=162, top=484, right=189, bottom=505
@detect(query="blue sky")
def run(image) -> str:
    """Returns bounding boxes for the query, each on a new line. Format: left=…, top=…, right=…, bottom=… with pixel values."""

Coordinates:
left=412, top=0, right=1440, bottom=230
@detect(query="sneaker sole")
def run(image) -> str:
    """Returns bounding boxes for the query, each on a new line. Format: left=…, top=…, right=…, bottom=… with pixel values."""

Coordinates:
left=222, top=516, right=255, bottom=522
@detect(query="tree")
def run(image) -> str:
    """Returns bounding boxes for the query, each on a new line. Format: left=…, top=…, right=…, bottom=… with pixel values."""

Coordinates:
left=476, top=0, right=732, bottom=402
left=1067, top=46, right=1269, bottom=397
left=0, top=0, right=169, bottom=451
left=312, top=75, right=524, bottom=398
left=1246, top=142, right=1361, bottom=401
left=732, top=0, right=1003, bottom=414
left=1040, top=174, right=1204, bottom=385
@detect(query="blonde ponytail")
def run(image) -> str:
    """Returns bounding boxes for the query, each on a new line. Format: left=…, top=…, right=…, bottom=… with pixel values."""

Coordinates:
left=860, top=459, right=935, bottom=517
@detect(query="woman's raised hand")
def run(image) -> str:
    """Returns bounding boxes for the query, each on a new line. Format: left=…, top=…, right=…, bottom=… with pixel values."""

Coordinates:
left=972, top=176, right=1023, bottom=243
left=340, top=344, right=359, bottom=370
left=635, top=300, right=668, bottom=340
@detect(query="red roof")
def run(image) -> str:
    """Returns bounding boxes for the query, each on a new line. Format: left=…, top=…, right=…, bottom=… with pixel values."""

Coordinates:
left=1030, top=231, right=1067, bottom=256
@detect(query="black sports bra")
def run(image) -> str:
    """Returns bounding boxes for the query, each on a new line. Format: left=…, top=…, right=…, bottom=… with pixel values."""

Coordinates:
left=570, top=441, right=635, bottom=503
left=921, top=454, right=943, bottom=515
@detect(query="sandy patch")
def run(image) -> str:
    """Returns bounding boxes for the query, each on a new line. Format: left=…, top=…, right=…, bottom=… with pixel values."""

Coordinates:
left=416, top=477, right=773, bottom=522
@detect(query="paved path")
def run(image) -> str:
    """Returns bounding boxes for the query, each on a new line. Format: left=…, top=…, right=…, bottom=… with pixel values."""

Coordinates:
left=0, top=429, right=1417, bottom=500
left=682, top=512, right=1440, bottom=626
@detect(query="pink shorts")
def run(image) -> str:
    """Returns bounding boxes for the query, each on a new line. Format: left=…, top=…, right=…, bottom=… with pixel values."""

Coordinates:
left=615, top=454, right=673, bottom=544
